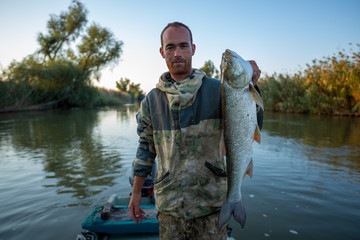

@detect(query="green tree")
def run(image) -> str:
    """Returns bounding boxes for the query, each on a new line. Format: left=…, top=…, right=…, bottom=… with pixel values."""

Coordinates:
left=116, top=77, right=130, bottom=91
left=128, top=82, right=145, bottom=101
left=77, top=23, right=123, bottom=80
left=257, top=43, right=360, bottom=115
left=36, top=0, right=122, bottom=80
left=115, top=78, right=145, bottom=102
left=37, top=0, right=88, bottom=62
left=0, top=0, right=124, bottom=109
left=200, top=60, right=220, bottom=79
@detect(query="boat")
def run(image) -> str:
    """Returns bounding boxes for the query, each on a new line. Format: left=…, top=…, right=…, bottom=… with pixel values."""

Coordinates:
left=78, top=194, right=159, bottom=240
left=77, top=161, right=235, bottom=240
left=77, top=164, right=158, bottom=240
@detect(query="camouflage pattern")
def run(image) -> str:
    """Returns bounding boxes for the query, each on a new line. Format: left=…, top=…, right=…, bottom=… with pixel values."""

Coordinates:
left=156, top=70, right=204, bottom=110
left=157, top=212, right=228, bottom=240
left=134, top=69, right=227, bottom=219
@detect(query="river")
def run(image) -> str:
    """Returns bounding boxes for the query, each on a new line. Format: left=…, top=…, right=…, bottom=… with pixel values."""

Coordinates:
left=0, top=107, right=359, bottom=240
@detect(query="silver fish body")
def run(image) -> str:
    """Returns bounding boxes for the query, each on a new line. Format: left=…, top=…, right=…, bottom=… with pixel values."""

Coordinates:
left=218, top=49, right=263, bottom=230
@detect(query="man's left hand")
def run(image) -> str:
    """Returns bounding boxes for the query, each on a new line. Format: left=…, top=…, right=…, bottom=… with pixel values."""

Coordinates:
left=249, top=60, right=261, bottom=86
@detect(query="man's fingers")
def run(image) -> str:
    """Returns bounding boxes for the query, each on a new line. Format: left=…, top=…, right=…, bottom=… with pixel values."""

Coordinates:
left=129, top=203, right=138, bottom=223
left=129, top=203, right=146, bottom=223
left=249, top=60, right=261, bottom=85
left=135, top=207, right=146, bottom=222
left=128, top=190, right=144, bottom=223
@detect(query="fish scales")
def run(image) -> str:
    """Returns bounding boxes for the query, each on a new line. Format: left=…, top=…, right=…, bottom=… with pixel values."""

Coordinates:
left=224, top=84, right=256, bottom=201
left=218, top=49, right=263, bottom=230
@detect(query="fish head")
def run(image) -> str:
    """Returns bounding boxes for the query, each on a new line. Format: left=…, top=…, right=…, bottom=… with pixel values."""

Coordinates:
left=221, top=49, right=253, bottom=89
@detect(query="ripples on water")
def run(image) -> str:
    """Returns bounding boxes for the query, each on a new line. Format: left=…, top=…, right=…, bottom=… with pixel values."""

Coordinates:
left=0, top=109, right=359, bottom=240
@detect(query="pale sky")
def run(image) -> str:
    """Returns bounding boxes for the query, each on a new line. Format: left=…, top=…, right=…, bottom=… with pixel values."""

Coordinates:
left=1, top=0, right=359, bottom=93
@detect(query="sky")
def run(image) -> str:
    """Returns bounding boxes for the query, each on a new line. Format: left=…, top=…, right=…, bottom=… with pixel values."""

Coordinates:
left=0, top=0, right=359, bottom=93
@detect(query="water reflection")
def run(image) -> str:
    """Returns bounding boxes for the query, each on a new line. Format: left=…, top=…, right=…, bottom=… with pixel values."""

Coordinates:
left=0, top=106, right=138, bottom=199
left=263, top=112, right=360, bottom=173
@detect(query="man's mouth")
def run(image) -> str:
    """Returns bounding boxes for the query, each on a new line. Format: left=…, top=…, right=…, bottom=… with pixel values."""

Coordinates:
left=172, top=61, right=185, bottom=64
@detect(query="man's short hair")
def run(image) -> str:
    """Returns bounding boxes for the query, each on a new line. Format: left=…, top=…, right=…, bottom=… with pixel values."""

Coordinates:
left=160, top=22, right=193, bottom=46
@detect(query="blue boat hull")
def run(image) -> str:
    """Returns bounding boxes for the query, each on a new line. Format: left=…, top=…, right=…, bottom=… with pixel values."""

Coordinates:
left=81, top=196, right=159, bottom=235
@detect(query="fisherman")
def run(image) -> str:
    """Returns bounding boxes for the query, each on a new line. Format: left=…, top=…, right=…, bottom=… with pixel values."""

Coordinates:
left=128, top=21, right=263, bottom=239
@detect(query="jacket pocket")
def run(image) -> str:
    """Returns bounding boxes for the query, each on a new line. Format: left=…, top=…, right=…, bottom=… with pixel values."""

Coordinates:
left=154, top=171, right=170, bottom=185
left=205, top=161, right=227, bottom=177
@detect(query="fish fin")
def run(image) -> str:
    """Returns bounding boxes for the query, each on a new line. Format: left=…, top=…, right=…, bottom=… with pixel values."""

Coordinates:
left=233, top=199, right=246, bottom=228
left=218, top=200, right=232, bottom=230
left=253, top=124, right=261, bottom=144
left=244, top=158, right=253, bottom=179
left=218, top=200, right=247, bottom=230
left=249, top=84, right=264, bottom=111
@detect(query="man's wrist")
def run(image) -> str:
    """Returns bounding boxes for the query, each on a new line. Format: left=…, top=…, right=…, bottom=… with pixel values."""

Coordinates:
left=132, top=175, right=146, bottom=193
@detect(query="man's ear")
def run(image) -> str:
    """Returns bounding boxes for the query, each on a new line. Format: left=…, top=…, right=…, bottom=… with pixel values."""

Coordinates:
left=160, top=46, right=165, bottom=58
left=192, top=44, right=196, bottom=56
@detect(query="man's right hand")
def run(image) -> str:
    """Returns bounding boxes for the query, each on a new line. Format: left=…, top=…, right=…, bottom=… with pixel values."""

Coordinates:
left=128, top=175, right=146, bottom=223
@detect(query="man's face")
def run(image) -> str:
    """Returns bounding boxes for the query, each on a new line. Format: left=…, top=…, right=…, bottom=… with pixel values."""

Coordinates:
left=160, top=26, right=196, bottom=80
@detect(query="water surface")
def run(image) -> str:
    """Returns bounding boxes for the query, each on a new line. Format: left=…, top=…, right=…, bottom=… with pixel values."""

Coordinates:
left=0, top=108, right=359, bottom=239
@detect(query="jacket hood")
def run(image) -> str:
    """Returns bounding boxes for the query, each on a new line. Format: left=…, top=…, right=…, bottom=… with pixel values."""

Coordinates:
left=156, top=69, right=205, bottom=110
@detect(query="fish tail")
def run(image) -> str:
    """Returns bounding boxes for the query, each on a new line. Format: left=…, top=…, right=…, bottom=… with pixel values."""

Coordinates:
left=233, top=199, right=246, bottom=228
left=218, top=199, right=246, bottom=230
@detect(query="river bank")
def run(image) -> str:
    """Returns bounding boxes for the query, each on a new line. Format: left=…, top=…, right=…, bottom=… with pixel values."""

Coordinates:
left=0, top=87, right=135, bottom=113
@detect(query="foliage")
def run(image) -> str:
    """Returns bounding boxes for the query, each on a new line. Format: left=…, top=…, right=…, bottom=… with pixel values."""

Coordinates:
left=257, top=44, right=360, bottom=115
left=115, top=78, right=145, bottom=102
left=76, top=23, right=123, bottom=80
left=0, top=0, right=124, bottom=109
left=128, top=82, right=145, bottom=102
left=200, top=60, right=220, bottom=79
left=37, top=0, right=88, bottom=62
left=0, top=56, right=98, bottom=107
left=116, top=77, right=130, bottom=91
left=97, top=87, right=132, bottom=105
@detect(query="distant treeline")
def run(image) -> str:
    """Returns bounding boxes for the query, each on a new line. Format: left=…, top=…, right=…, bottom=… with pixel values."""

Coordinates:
left=257, top=44, right=360, bottom=115
left=0, top=0, right=144, bottom=112
left=201, top=44, right=360, bottom=116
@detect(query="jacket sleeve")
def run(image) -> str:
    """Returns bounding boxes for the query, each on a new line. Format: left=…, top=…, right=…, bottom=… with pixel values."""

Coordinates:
left=133, top=97, right=157, bottom=177
left=255, top=85, right=264, bottom=130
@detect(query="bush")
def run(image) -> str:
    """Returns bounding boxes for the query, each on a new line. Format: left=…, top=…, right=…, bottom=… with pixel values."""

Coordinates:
left=257, top=44, right=360, bottom=115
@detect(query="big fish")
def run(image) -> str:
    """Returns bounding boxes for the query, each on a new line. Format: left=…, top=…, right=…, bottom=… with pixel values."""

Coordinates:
left=218, top=49, right=263, bottom=230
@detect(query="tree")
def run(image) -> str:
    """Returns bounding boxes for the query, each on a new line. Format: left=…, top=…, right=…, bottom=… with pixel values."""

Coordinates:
left=200, top=60, right=220, bottom=79
left=37, top=0, right=88, bottom=62
left=128, top=82, right=145, bottom=101
left=37, top=0, right=122, bottom=81
left=116, top=77, right=130, bottom=91
left=116, top=78, right=145, bottom=102
left=0, top=0, right=124, bottom=108
left=77, top=23, right=123, bottom=80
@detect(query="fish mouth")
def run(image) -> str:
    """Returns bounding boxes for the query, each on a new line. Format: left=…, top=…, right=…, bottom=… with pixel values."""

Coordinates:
left=225, top=49, right=236, bottom=58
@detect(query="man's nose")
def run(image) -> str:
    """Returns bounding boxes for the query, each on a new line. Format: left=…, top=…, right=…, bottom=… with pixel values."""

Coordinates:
left=174, top=47, right=182, bottom=57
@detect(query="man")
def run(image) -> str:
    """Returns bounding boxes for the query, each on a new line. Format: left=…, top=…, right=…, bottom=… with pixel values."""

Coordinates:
left=129, top=22, right=263, bottom=239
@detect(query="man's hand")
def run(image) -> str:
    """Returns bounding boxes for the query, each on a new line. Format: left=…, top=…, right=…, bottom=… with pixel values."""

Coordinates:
left=129, top=191, right=146, bottom=223
left=249, top=60, right=261, bottom=86
left=128, top=175, right=146, bottom=223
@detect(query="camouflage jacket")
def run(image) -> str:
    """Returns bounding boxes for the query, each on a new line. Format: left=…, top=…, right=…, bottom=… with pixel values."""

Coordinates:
left=133, top=69, right=263, bottom=219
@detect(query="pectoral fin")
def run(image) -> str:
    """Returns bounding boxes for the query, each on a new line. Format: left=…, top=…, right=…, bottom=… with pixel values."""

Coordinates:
left=249, top=84, right=264, bottom=111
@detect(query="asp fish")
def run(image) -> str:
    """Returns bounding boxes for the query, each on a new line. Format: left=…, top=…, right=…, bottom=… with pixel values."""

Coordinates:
left=218, top=49, right=263, bottom=230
